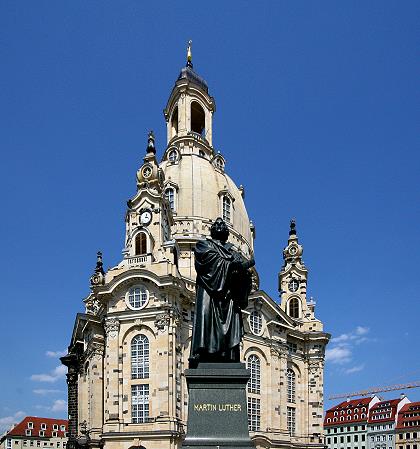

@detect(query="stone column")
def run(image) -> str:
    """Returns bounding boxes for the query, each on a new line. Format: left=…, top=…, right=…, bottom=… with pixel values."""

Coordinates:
left=61, top=353, right=81, bottom=449
left=103, top=317, right=120, bottom=431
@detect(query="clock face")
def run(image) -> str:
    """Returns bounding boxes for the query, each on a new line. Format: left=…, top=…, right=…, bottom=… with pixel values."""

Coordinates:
left=140, top=210, right=152, bottom=226
left=288, top=279, right=299, bottom=292
left=289, top=245, right=298, bottom=256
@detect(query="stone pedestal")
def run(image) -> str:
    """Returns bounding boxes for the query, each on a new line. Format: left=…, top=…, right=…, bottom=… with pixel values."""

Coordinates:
left=182, top=363, right=255, bottom=449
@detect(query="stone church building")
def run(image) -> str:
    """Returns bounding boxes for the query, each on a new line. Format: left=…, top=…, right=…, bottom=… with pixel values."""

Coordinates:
left=61, top=51, right=330, bottom=449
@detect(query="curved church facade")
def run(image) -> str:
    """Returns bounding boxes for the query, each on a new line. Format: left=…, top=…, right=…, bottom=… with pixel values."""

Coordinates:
left=62, top=53, right=330, bottom=449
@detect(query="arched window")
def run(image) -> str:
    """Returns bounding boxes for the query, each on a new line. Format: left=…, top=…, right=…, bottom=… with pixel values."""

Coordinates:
left=249, top=311, right=262, bottom=335
left=289, top=298, right=300, bottom=318
left=222, top=196, right=231, bottom=223
left=354, top=414, right=359, bottom=420
left=191, top=101, right=205, bottom=136
left=171, top=106, right=178, bottom=138
left=247, top=354, right=261, bottom=394
left=347, top=416, right=351, bottom=421
left=164, top=187, right=175, bottom=211
left=135, top=232, right=147, bottom=255
left=131, top=334, right=150, bottom=379
left=168, top=149, right=178, bottom=163
left=287, top=369, right=296, bottom=403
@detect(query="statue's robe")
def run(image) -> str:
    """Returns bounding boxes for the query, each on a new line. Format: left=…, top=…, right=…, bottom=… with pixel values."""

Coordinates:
left=190, top=238, right=251, bottom=363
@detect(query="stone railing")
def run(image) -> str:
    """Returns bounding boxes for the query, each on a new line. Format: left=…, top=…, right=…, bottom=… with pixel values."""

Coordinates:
left=127, top=254, right=151, bottom=266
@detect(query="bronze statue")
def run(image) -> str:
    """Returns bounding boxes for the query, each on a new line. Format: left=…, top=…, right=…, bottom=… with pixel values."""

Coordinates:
left=189, top=217, right=255, bottom=367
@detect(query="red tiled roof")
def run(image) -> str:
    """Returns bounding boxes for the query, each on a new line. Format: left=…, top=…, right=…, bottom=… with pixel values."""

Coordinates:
left=368, top=399, right=401, bottom=424
left=324, top=397, right=372, bottom=426
left=396, top=401, right=420, bottom=430
left=7, top=417, right=68, bottom=438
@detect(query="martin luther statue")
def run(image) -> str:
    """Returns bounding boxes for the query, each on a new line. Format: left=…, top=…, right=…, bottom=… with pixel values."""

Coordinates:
left=189, top=217, right=255, bottom=367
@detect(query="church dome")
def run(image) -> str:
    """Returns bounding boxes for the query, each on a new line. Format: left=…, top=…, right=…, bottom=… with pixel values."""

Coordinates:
left=160, top=150, right=253, bottom=257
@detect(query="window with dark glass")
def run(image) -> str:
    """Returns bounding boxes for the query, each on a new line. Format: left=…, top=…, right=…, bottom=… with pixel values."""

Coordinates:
left=135, top=232, right=147, bottom=255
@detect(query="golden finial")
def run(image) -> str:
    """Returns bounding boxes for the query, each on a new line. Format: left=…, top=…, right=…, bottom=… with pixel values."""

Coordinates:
left=187, top=40, right=193, bottom=68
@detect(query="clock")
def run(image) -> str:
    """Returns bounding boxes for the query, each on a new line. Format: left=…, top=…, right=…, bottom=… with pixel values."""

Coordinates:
left=289, top=245, right=298, bottom=256
left=288, top=279, right=299, bottom=292
left=140, top=209, right=152, bottom=226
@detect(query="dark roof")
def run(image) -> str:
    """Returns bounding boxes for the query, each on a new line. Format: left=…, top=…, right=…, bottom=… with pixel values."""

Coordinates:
left=177, top=66, right=208, bottom=92
left=6, top=417, right=68, bottom=438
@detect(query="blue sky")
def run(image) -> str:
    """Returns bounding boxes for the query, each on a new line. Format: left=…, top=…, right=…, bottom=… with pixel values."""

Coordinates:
left=0, top=0, right=419, bottom=433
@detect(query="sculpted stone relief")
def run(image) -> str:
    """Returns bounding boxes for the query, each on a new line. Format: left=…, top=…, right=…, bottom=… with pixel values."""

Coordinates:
left=104, top=317, right=120, bottom=339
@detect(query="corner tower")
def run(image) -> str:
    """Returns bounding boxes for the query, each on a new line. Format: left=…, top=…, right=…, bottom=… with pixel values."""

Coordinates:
left=279, top=220, right=323, bottom=331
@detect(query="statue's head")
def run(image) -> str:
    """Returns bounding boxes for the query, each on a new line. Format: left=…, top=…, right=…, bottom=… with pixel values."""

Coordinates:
left=210, top=217, right=229, bottom=243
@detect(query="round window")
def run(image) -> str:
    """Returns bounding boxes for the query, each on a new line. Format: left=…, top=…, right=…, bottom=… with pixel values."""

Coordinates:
left=168, top=149, right=178, bottom=163
left=126, top=286, right=149, bottom=310
left=142, top=166, right=152, bottom=179
left=249, top=310, right=263, bottom=335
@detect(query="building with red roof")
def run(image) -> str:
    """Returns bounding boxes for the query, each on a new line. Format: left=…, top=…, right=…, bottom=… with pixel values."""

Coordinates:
left=0, top=417, right=68, bottom=449
left=395, top=401, right=420, bottom=449
left=367, top=396, right=411, bottom=449
left=324, top=396, right=380, bottom=449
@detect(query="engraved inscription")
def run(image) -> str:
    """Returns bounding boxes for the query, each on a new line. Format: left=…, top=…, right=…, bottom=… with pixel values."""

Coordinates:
left=193, top=403, right=242, bottom=412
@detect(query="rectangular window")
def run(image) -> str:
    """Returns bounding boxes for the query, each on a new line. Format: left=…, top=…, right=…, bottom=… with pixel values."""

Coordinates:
left=25, top=430, right=32, bottom=437
left=347, top=436, right=351, bottom=442
left=362, top=435, right=366, bottom=441
left=37, top=442, right=40, bottom=448
left=40, top=424, right=46, bottom=430
left=355, top=435, right=359, bottom=442
left=334, top=437, right=337, bottom=444
left=28, top=423, right=34, bottom=430
left=407, top=434, right=411, bottom=439
left=23, top=441, right=27, bottom=447
left=52, top=425, right=58, bottom=431
left=52, top=433, right=57, bottom=438
left=355, top=425, right=359, bottom=431
left=389, top=435, right=393, bottom=440
left=287, top=342, right=297, bottom=353
left=327, top=438, right=331, bottom=444
left=6, top=440, right=12, bottom=449
left=248, top=397, right=261, bottom=432
left=287, top=407, right=296, bottom=436
left=39, top=432, right=45, bottom=438
left=400, top=435, right=403, bottom=440
left=30, top=442, right=34, bottom=447
left=60, top=426, right=65, bottom=432
left=131, top=384, right=149, bottom=423
left=340, top=436, right=344, bottom=443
